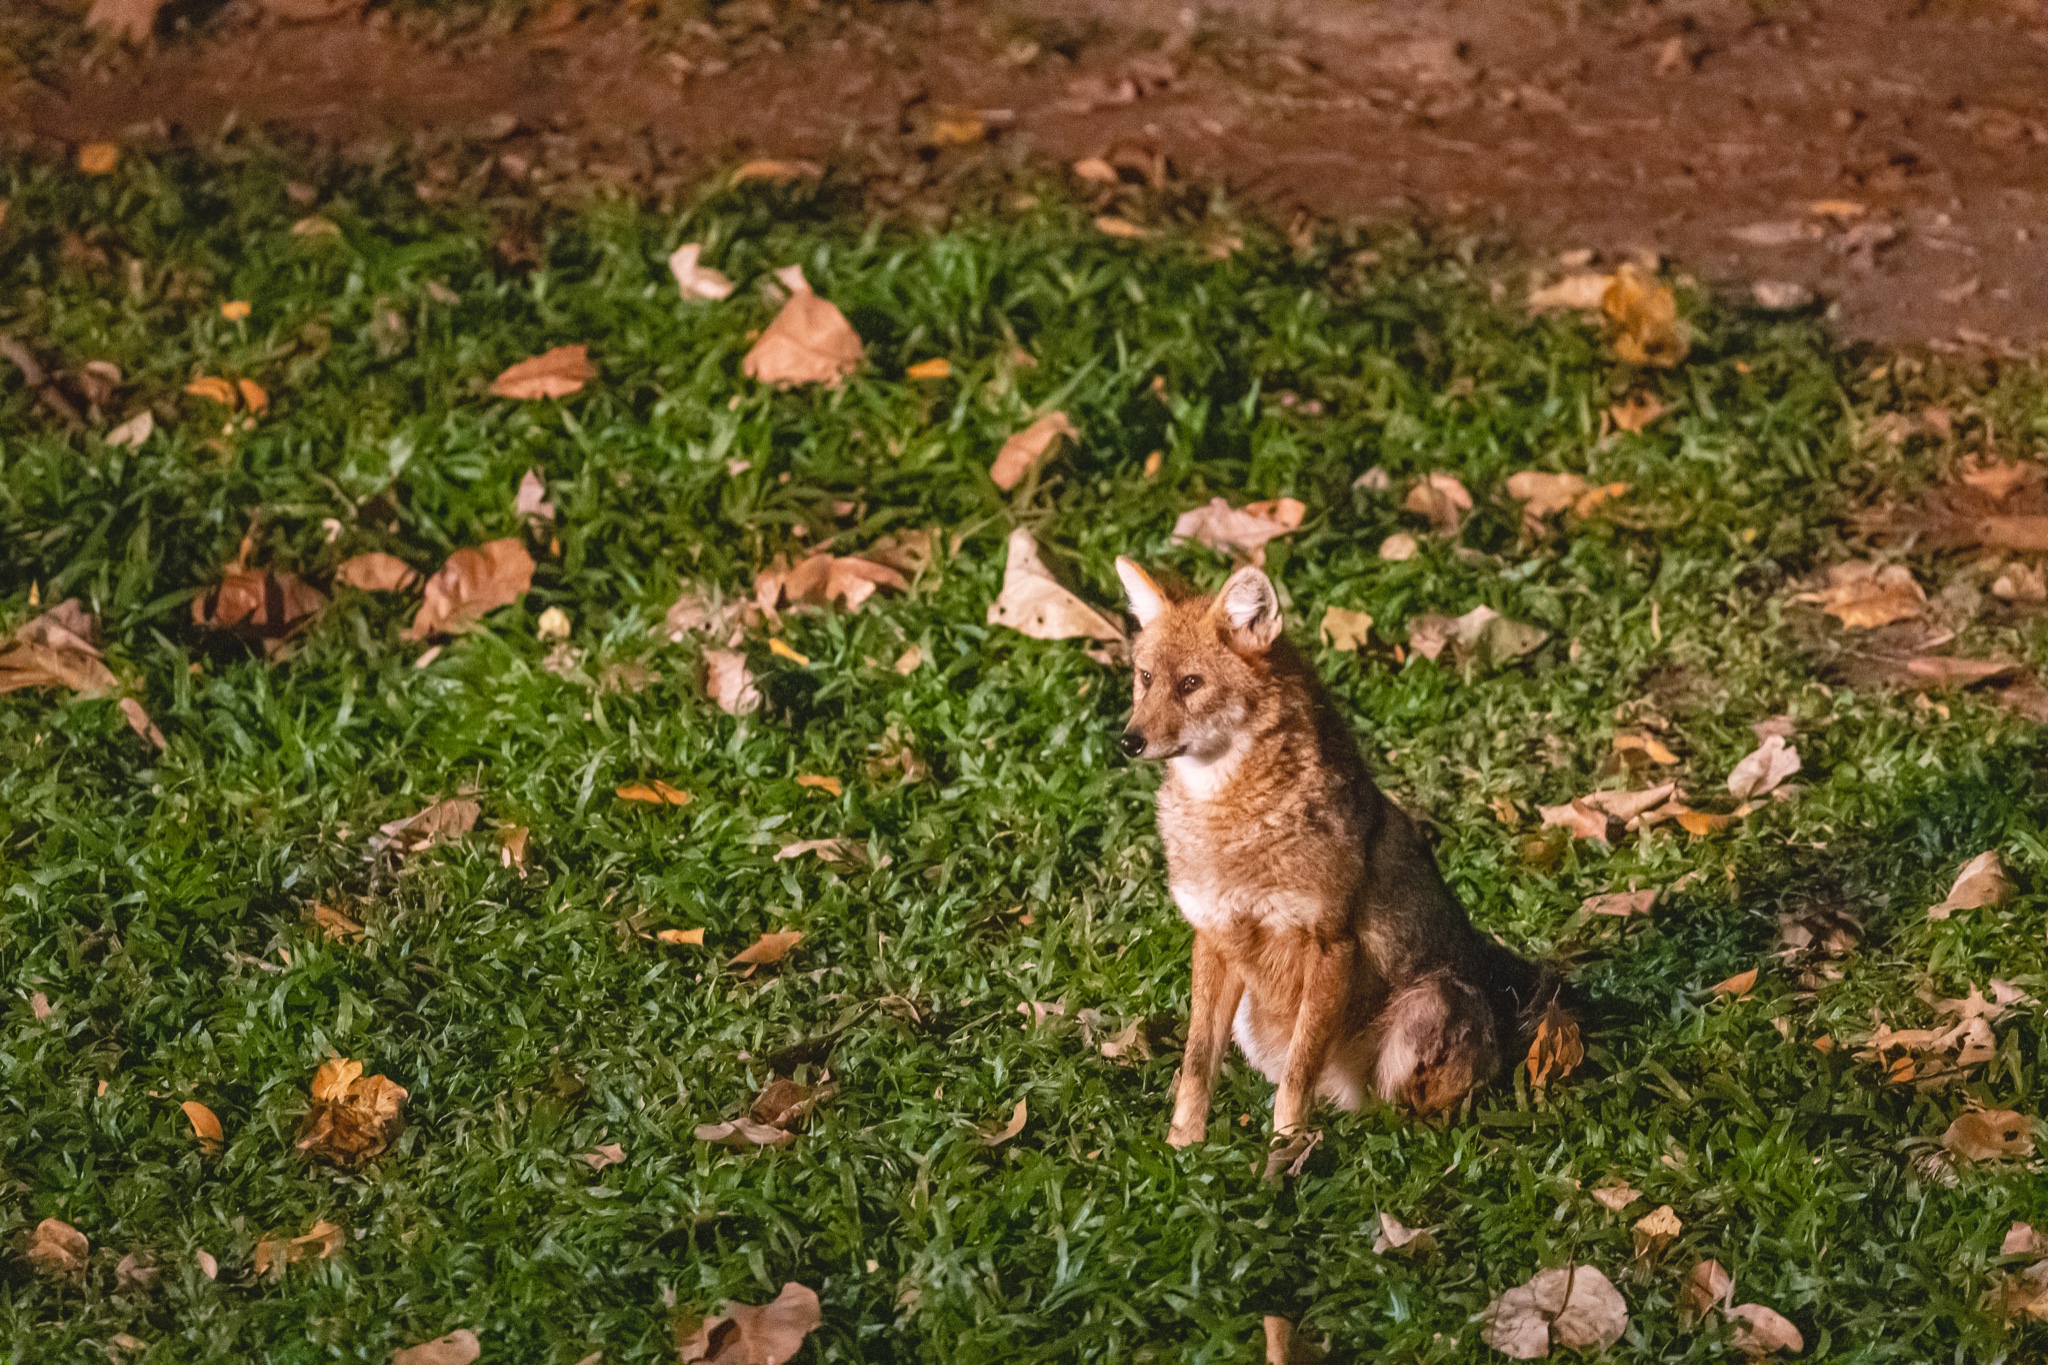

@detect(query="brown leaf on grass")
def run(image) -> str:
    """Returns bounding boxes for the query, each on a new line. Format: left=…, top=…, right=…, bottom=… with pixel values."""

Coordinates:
left=1991, top=563, right=2046, bottom=603
left=981, top=1097, right=1029, bottom=1146
left=1404, top=473, right=1472, bottom=534
left=678, top=1282, right=821, bottom=1365
left=115, top=1250, right=158, bottom=1290
left=1942, top=1108, right=2034, bottom=1161
left=669, top=243, right=734, bottom=301
left=751, top=1077, right=836, bottom=1129
left=1608, top=394, right=1669, bottom=434
left=1506, top=471, right=1588, bottom=531
left=2003, top=1222, right=2043, bottom=1257
left=180, top=1100, right=223, bottom=1151
left=1095, top=215, right=1152, bottom=240
left=0, top=600, right=119, bottom=696
left=369, top=797, right=480, bottom=858
left=295, top=1059, right=407, bottom=1167
left=491, top=345, right=593, bottom=399
left=754, top=552, right=908, bottom=615
left=115, top=696, right=162, bottom=747
left=742, top=267, right=863, bottom=388
left=1727, top=736, right=1801, bottom=800
left=1603, top=264, right=1689, bottom=368
left=310, top=901, right=364, bottom=941
left=514, top=468, right=555, bottom=523
left=1614, top=732, right=1680, bottom=765
left=1408, top=606, right=1548, bottom=669
left=694, top=1118, right=795, bottom=1149
left=1631, top=1204, right=1681, bottom=1261
left=986, top=527, right=1124, bottom=644
left=731, top=159, right=823, bottom=185
left=1679, top=1258, right=1734, bottom=1327
left=732, top=931, right=804, bottom=971
left=1727, top=1304, right=1804, bottom=1355
left=401, top=540, right=535, bottom=640
left=77, top=141, right=121, bottom=175
left=192, top=569, right=328, bottom=643
left=1539, top=798, right=1612, bottom=843
left=1795, top=562, right=1925, bottom=629
left=1171, top=496, right=1306, bottom=566
left=1481, top=1264, right=1630, bottom=1359
left=1929, top=851, right=2012, bottom=920
left=775, top=838, right=862, bottom=865
left=1904, top=656, right=2017, bottom=688
left=1379, top=532, right=1420, bottom=561
left=25, top=1218, right=89, bottom=1281
left=252, top=1219, right=343, bottom=1278
left=390, top=1330, right=481, bottom=1365
left=990, top=412, right=1077, bottom=491
left=1711, top=968, right=1759, bottom=998
left=617, top=780, right=692, bottom=806
left=582, top=1142, right=626, bottom=1171
left=1528, top=272, right=1613, bottom=312
left=334, top=553, right=419, bottom=592
left=1590, top=1181, right=1640, bottom=1212
left=656, top=928, right=705, bottom=946
left=703, top=648, right=762, bottom=716
left=105, top=410, right=154, bottom=448
left=795, top=774, right=842, bottom=797
left=1584, top=888, right=1657, bottom=918
left=1526, top=1001, right=1583, bottom=1088
left=237, top=378, right=268, bottom=412
left=1676, top=809, right=1738, bottom=837
left=1372, top=1212, right=1437, bottom=1255
left=1320, top=607, right=1374, bottom=652
left=85, top=0, right=165, bottom=44
left=1580, top=783, right=1679, bottom=825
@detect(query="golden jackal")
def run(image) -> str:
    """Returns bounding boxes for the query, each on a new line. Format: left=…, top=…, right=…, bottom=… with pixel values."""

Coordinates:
left=1115, top=558, right=1557, bottom=1145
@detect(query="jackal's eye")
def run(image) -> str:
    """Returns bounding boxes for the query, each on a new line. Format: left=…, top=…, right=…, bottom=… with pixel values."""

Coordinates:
left=1139, top=670, right=1153, bottom=688
left=1178, top=674, right=1204, bottom=696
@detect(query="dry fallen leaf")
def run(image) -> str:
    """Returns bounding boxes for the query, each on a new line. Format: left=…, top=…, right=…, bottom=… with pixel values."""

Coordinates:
left=732, top=930, right=804, bottom=970
left=311, top=901, right=364, bottom=941
left=678, top=1282, right=821, bottom=1365
left=893, top=645, right=922, bottom=674
left=1529, top=272, right=1614, bottom=312
left=669, top=243, right=735, bottom=301
left=105, top=410, right=154, bottom=448
left=77, top=141, right=120, bottom=175
left=181, top=1100, right=224, bottom=1151
left=1631, top=1204, right=1681, bottom=1261
left=582, top=1142, right=626, bottom=1171
left=694, top=1118, right=795, bottom=1149
left=391, top=1330, right=481, bottom=1365
left=334, top=552, right=419, bottom=592
left=1727, top=736, right=1801, bottom=801
left=184, top=375, right=237, bottom=407
left=1372, top=1212, right=1438, bottom=1255
left=294, top=1059, right=408, bottom=1167
left=369, top=796, right=480, bottom=858
left=1539, top=798, right=1612, bottom=844
left=1711, top=968, right=1760, bottom=998
left=1404, top=472, right=1473, bottom=534
left=1943, top=1108, right=2034, bottom=1162
left=1727, top=1304, right=1804, bottom=1355
left=1679, top=1258, right=1734, bottom=1327
left=1320, top=607, right=1374, bottom=652
left=1408, top=606, right=1548, bottom=670
left=1928, top=850, right=2012, bottom=920
left=982, top=1097, right=1029, bottom=1146
left=987, top=527, right=1124, bottom=644
left=401, top=539, right=535, bottom=640
left=703, top=648, right=762, bottom=716
left=1583, top=888, right=1657, bottom=918
left=221, top=300, right=252, bottom=322
left=754, top=552, right=908, bottom=615
left=795, top=774, right=842, bottom=797
left=25, top=1218, right=89, bottom=1280
left=1603, top=263, right=1690, bottom=368
left=514, top=469, right=555, bottom=523
left=1171, top=496, right=1306, bottom=565
left=1797, top=561, right=1925, bottom=629
left=1525, top=1000, right=1583, bottom=1088
left=1991, top=563, right=2047, bottom=603
left=617, top=780, right=692, bottom=807
left=253, top=1219, right=344, bottom=1278
left=742, top=266, right=863, bottom=388
left=192, top=569, right=328, bottom=644
left=1608, top=394, right=1669, bottom=434
left=0, top=599, right=119, bottom=696
left=1591, top=1182, right=1640, bottom=1213
left=1379, top=532, right=1420, bottom=562
left=656, top=927, right=706, bottom=946
left=751, top=1077, right=836, bottom=1129
left=990, top=411, right=1078, bottom=491
left=84, top=0, right=165, bottom=44
left=2004, top=1222, right=2043, bottom=1257
left=1506, top=471, right=1589, bottom=531
left=775, top=838, right=862, bottom=865
left=1095, top=215, right=1152, bottom=240
left=491, top=345, right=594, bottom=400
left=1480, top=1263, right=1630, bottom=1359
left=731, top=158, right=823, bottom=185
left=906, top=357, right=951, bottom=380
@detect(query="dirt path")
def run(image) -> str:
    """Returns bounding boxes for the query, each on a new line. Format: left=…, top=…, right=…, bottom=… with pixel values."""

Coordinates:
left=9, top=0, right=2048, bottom=350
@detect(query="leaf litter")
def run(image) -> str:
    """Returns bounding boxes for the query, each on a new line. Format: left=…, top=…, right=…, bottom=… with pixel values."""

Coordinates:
left=990, top=411, right=1077, bottom=490
left=1172, top=497, right=1306, bottom=565
left=742, top=266, right=863, bottom=388
left=986, top=528, right=1124, bottom=646
left=1480, top=1263, right=1629, bottom=1359
left=677, top=1282, right=821, bottom=1365
left=294, top=1058, right=408, bottom=1167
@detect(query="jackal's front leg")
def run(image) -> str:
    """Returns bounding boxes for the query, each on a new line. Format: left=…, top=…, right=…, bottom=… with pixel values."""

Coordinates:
left=1168, top=931, right=1243, bottom=1148
left=1272, top=936, right=1355, bottom=1136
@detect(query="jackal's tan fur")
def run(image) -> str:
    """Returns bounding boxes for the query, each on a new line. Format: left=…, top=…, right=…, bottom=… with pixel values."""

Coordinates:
left=1115, top=558, right=1553, bottom=1145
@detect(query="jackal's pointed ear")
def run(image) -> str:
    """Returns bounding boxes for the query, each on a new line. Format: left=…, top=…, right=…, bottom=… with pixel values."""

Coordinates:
left=1216, top=566, right=1283, bottom=651
left=1115, top=557, right=1169, bottom=627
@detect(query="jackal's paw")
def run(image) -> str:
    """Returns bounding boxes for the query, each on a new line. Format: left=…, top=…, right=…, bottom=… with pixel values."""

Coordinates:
left=1166, top=1121, right=1206, bottom=1149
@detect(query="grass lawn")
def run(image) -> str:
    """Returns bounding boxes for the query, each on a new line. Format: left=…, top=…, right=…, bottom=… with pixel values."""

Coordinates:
left=4, top=147, right=2048, bottom=1364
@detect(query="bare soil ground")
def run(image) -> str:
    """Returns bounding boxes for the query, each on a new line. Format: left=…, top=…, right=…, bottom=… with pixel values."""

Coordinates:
left=9, top=0, right=2048, bottom=350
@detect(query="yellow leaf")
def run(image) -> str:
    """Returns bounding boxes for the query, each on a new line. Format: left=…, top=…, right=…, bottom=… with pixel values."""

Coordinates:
left=180, top=1100, right=224, bottom=1150
left=769, top=637, right=810, bottom=666
left=657, top=927, right=706, bottom=946
left=906, top=357, right=952, bottom=380
left=616, top=780, right=693, bottom=806
left=184, top=376, right=238, bottom=406
left=220, top=300, right=251, bottom=321
left=1602, top=263, right=1689, bottom=368
left=77, top=142, right=119, bottom=175
left=796, top=774, right=842, bottom=797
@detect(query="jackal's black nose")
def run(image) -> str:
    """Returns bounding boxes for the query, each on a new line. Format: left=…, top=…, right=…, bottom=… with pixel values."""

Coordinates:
left=1119, top=729, right=1147, bottom=758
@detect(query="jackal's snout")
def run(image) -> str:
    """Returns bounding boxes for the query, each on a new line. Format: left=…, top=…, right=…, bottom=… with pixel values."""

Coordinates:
left=1118, top=729, right=1148, bottom=759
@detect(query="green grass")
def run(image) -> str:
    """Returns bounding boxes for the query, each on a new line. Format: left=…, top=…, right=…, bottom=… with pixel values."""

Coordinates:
left=4, top=148, right=2048, bottom=1363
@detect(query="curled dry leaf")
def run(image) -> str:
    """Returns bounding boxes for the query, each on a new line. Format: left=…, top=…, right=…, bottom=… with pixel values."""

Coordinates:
left=535, top=606, right=571, bottom=640
left=105, top=410, right=154, bottom=448
left=755, top=552, right=908, bottom=615
left=1614, top=732, right=1679, bottom=765
left=582, top=1142, right=626, bottom=1171
left=990, top=411, right=1077, bottom=491
left=1379, top=532, right=1420, bottom=562
left=1727, top=736, right=1801, bottom=801
left=25, top=1218, right=89, bottom=1281
left=1404, top=472, right=1473, bottom=534
left=1603, top=263, right=1690, bottom=368
left=694, top=1118, right=795, bottom=1149
left=390, top=1330, right=481, bottom=1365
left=669, top=243, right=734, bottom=301
left=906, top=357, right=950, bottom=380
left=490, top=344, right=594, bottom=399
left=742, top=268, right=863, bottom=388
left=751, top=1077, right=836, bottom=1129
left=1590, top=1181, right=1640, bottom=1212
left=982, top=1097, right=1029, bottom=1147
left=295, top=1058, right=408, bottom=1168
left=1991, top=563, right=2047, bottom=603
left=775, top=838, right=862, bottom=865
left=1171, top=496, right=1306, bottom=566
left=184, top=375, right=236, bottom=406
left=1711, top=968, right=1759, bottom=998
left=1095, top=215, right=1151, bottom=240
left=402, top=539, right=535, bottom=640
left=369, top=797, right=480, bottom=858
left=115, top=1250, right=158, bottom=1289
left=311, top=901, right=364, bottom=941
left=1796, top=561, right=1925, bottom=629
left=334, top=553, right=418, bottom=592
left=795, top=774, right=842, bottom=797
left=1408, top=606, right=1548, bottom=670
left=0, top=599, right=119, bottom=696
left=1525, top=1000, right=1583, bottom=1088
left=1506, top=471, right=1588, bottom=530
left=1319, top=607, right=1374, bottom=652
left=1528, top=272, right=1614, bottom=312
left=1580, top=783, right=1678, bottom=825
left=1928, top=850, right=2011, bottom=920
left=616, top=780, right=692, bottom=806
left=1539, top=798, right=1612, bottom=844
left=119, top=696, right=163, bottom=747
left=514, top=469, right=556, bottom=523
left=657, top=928, right=705, bottom=946
left=1583, top=888, right=1657, bottom=918
left=192, top=570, right=328, bottom=643
left=731, top=158, right=823, bottom=185
left=2003, top=1222, right=2043, bottom=1257
left=181, top=1100, right=224, bottom=1151
left=678, top=1282, right=822, bottom=1365
left=1727, top=1304, right=1804, bottom=1355
left=253, top=1219, right=343, bottom=1278
left=732, top=931, right=804, bottom=970
left=1942, top=1108, right=2034, bottom=1163
left=1372, top=1212, right=1437, bottom=1255
left=1608, top=394, right=1669, bottom=434
left=1480, top=1263, right=1630, bottom=1359
left=703, top=648, right=762, bottom=716
left=986, top=527, right=1124, bottom=644
left=1631, top=1204, right=1681, bottom=1261
left=1680, top=1258, right=1733, bottom=1327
